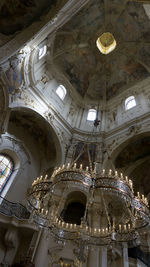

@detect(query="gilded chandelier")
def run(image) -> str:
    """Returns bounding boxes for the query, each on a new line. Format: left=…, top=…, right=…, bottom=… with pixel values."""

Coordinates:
left=27, top=161, right=150, bottom=246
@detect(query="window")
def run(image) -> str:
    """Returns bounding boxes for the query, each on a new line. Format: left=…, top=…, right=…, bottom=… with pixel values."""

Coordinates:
left=56, top=85, right=67, bottom=100
left=125, top=96, right=136, bottom=110
left=87, top=109, right=97, bottom=121
left=38, top=45, right=47, bottom=60
left=0, top=154, right=14, bottom=193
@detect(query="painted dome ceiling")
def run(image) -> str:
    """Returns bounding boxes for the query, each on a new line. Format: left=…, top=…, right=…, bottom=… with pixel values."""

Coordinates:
left=53, top=0, right=150, bottom=101
left=0, top=0, right=66, bottom=36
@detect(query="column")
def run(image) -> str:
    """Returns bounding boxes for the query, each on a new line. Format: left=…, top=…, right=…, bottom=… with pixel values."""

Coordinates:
left=34, top=229, right=50, bottom=267
left=87, top=246, right=107, bottom=267
left=87, top=247, right=100, bottom=267
left=99, top=246, right=107, bottom=267
left=122, top=243, right=129, bottom=267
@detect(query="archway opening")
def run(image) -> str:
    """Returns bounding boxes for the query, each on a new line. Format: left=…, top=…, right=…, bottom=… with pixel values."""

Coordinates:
left=61, top=191, right=87, bottom=225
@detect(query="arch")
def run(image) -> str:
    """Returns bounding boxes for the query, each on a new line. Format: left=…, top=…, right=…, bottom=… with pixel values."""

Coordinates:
left=0, top=153, right=14, bottom=193
left=0, top=134, right=28, bottom=201
left=106, top=132, right=150, bottom=168
left=87, top=109, right=97, bottom=121
left=125, top=96, right=136, bottom=110
left=38, top=45, right=47, bottom=60
left=106, top=132, right=150, bottom=196
left=56, top=85, right=67, bottom=100
left=61, top=191, right=87, bottom=225
left=8, top=106, right=63, bottom=166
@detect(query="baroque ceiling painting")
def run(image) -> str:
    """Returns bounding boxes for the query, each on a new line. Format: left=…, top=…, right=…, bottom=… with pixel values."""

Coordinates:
left=0, top=0, right=58, bottom=36
left=53, top=0, right=150, bottom=101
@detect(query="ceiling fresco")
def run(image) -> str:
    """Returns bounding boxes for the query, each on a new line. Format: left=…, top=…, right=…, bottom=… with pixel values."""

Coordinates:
left=53, top=0, right=150, bottom=100
left=8, top=111, right=56, bottom=162
left=0, top=0, right=61, bottom=36
left=115, top=136, right=150, bottom=168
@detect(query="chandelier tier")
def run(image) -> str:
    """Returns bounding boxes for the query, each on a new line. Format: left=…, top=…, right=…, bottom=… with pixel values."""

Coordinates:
left=27, top=163, right=150, bottom=246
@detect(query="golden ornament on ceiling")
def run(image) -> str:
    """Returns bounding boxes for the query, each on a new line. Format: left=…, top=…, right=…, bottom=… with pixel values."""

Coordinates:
left=96, top=32, right=116, bottom=55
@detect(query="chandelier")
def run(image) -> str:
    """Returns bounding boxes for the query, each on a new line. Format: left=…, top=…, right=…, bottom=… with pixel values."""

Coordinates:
left=27, top=156, right=150, bottom=246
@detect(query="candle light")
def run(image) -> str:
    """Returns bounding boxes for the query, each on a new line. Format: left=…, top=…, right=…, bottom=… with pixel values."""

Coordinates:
left=80, top=164, right=83, bottom=170
left=102, top=169, right=105, bottom=176
left=124, top=224, right=127, bottom=232
left=109, top=169, right=112, bottom=176
left=145, top=197, right=148, bottom=206
left=67, top=163, right=70, bottom=169
left=119, top=224, right=121, bottom=232
left=86, top=166, right=89, bottom=172
left=73, top=163, right=77, bottom=170
left=120, top=173, right=123, bottom=180
left=115, top=171, right=118, bottom=178
left=125, top=176, right=128, bottom=183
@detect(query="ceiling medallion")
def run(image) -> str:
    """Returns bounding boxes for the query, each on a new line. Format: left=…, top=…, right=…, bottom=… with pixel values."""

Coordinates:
left=96, top=32, right=116, bottom=55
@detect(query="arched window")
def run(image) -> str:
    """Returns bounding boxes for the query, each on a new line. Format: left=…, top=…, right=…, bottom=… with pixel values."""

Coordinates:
left=0, top=154, right=14, bottom=193
left=125, top=96, right=136, bottom=110
left=38, top=45, right=47, bottom=60
left=87, top=109, right=97, bottom=121
left=56, top=85, right=67, bottom=100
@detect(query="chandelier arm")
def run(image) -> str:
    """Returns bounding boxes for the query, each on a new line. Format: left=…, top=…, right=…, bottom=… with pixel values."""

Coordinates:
left=55, top=184, right=69, bottom=221
left=105, top=147, right=116, bottom=172
left=73, top=146, right=84, bottom=165
left=100, top=191, right=111, bottom=229
left=87, top=145, right=93, bottom=173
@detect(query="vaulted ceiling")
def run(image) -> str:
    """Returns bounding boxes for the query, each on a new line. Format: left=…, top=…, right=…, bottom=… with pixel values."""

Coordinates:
left=53, top=0, right=150, bottom=101
left=0, top=0, right=67, bottom=46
